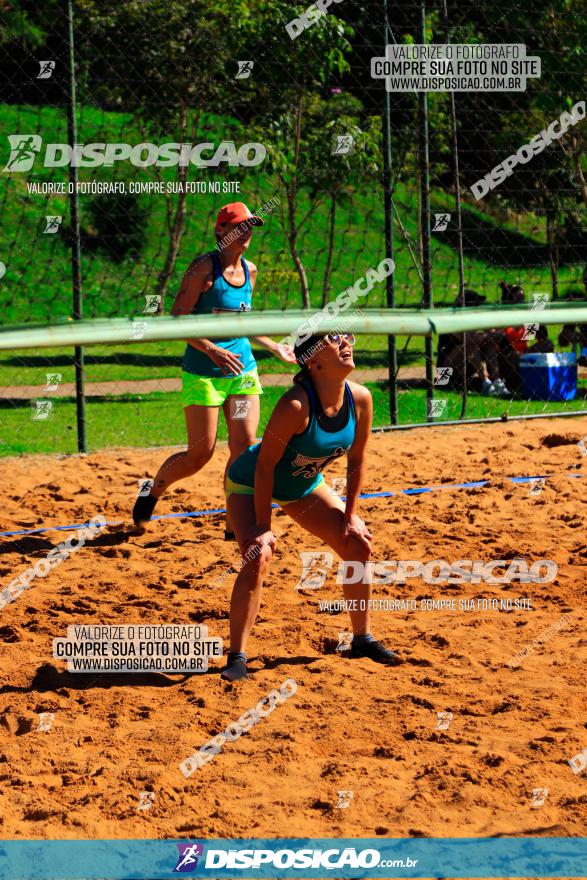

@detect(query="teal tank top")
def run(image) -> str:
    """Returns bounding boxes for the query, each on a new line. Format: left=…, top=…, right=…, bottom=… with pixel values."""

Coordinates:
left=229, top=378, right=357, bottom=502
left=182, top=252, right=256, bottom=378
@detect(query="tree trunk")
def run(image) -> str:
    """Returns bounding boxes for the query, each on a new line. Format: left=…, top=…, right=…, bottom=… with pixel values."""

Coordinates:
left=285, top=182, right=310, bottom=309
left=155, top=109, right=192, bottom=309
left=546, top=210, right=559, bottom=301
left=572, top=149, right=587, bottom=209
left=155, top=167, right=188, bottom=308
left=561, top=132, right=587, bottom=209
left=284, top=95, right=310, bottom=309
left=322, top=192, right=337, bottom=307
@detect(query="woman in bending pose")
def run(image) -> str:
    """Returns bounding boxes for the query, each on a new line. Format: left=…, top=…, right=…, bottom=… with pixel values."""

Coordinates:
left=221, top=331, right=402, bottom=681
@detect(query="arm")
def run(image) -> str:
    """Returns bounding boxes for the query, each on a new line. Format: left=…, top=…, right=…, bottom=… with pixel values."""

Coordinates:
left=172, top=255, right=243, bottom=375
left=171, top=255, right=214, bottom=353
left=343, top=384, right=373, bottom=548
left=171, top=255, right=210, bottom=316
left=253, top=335, right=298, bottom=364
left=245, top=390, right=307, bottom=551
left=246, top=261, right=297, bottom=364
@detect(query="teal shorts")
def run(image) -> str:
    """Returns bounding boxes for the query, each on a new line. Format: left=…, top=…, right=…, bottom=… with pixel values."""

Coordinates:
left=181, top=368, right=262, bottom=408
left=225, top=474, right=325, bottom=506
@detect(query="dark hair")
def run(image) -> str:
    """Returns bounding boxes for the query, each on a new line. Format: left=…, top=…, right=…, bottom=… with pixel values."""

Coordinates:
left=456, top=288, right=486, bottom=307
left=500, top=281, right=524, bottom=304
left=499, top=281, right=512, bottom=302
left=293, top=334, right=327, bottom=364
left=292, top=334, right=328, bottom=384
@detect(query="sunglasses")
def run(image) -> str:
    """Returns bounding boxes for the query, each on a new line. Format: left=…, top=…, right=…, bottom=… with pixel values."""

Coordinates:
left=327, top=332, right=355, bottom=347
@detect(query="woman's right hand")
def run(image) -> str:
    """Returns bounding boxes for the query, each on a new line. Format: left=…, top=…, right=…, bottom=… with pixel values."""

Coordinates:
left=243, top=526, right=277, bottom=558
left=208, top=346, right=244, bottom=376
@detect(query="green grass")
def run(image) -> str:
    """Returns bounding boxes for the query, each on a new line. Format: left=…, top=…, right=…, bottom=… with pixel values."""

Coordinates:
left=1, top=102, right=585, bottom=453
left=1, top=102, right=584, bottom=329
left=2, top=382, right=585, bottom=457
left=0, top=337, right=401, bottom=387
left=0, top=326, right=575, bottom=389
left=396, top=384, right=587, bottom=424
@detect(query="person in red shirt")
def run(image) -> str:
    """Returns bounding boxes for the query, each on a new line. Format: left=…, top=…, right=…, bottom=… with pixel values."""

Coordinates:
left=503, top=324, right=529, bottom=355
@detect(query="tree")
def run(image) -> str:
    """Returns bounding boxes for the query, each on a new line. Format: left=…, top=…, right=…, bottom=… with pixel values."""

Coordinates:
left=304, top=93, right=381, bottom=305
left=75, top=0, right=254, bottom=305
left=420, top=0, right=586, bottom=297
left=0, top=0, right=57, bottom=47
left=242, top=1, right=353, bottom=307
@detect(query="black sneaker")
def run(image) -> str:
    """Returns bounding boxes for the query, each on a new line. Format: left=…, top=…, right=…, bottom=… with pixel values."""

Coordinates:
left=349, top=638, right=403, bottom=666
left=221, top=652, right=249, bottom=682
left=132, top=489, right=158, bottom=529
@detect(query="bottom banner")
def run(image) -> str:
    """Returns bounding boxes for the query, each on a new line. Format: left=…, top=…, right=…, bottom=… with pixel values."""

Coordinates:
left=0, top=837, right=586, bottom=879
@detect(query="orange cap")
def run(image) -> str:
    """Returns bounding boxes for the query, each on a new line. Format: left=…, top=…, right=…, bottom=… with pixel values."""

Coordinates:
left=215, top=202, right=264, bottom=232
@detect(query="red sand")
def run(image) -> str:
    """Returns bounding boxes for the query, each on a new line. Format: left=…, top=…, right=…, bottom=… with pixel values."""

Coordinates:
left=0, top=418, right=586, bottom=848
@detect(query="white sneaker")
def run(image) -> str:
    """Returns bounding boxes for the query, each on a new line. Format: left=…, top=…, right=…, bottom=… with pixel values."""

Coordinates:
left=493, top=378, right=512, bottom=398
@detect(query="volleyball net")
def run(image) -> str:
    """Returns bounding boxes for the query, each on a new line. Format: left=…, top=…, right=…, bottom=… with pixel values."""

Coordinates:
left=1, top=303, right=587, bottom=457
left=2, top=304, right=587, bottom=349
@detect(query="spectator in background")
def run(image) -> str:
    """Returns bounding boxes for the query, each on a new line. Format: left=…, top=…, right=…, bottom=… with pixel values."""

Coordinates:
left=558, top=270, right=587, bottom=366
left=498, top=282, right=527, bottom=393
left=437, top=289, right=510, bottom=397
left=559, top=323, right=587, bottom=365
left=531, top=324, right=556, bottom=353
left=498, top=282, right=554, bottom=393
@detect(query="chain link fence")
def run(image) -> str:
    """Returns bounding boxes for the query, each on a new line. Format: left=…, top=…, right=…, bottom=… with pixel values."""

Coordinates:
left=0, top=0, right=585, bottom=454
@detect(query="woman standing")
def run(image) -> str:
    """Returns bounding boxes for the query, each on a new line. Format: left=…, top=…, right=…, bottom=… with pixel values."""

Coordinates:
left=132, top=202, right=295, bottom=532
left=221, top=331, right=402, bottom=681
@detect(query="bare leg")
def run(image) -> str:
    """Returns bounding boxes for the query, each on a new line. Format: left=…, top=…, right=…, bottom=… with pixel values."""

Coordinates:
left=285, top=485, right=372, bottom=635
left=132, top=405, right=219, bottom=529
left=151, top=405, right=219, bottom=498
left=221, top=394, right=260, bottom=535
left=286, top=486, right=401, bottom=664
left=225, top=485, right=374, bottom=658
left=223, top=483, right=401, bottom=676
left=225, top=494, right=272, bottom=653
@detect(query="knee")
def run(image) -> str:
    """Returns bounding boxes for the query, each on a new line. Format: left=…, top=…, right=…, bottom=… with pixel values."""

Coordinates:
left=241, top=542, right=273, bottom=579
left=344, top=538, right=371, bottom=566
left=184, top=445, right=214, bottom=473
left=228, top=436, right=255, bottom=462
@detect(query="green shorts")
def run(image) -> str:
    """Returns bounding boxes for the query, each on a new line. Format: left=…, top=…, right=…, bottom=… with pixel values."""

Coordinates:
left=225, top=475, right=324, bottom=507
left=181, top=368, right=262, bottom=408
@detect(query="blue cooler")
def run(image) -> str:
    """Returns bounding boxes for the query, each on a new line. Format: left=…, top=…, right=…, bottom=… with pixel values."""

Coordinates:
left=519, top=352, right=577, bottom=402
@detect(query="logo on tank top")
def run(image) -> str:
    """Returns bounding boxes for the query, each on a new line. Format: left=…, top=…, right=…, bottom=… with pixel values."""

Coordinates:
left=291, top=446, right=349, bottom=478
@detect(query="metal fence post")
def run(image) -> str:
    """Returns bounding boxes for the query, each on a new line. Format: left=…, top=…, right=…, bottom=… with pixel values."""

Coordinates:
left=66, top=0, right=86, bottom=453
left=441, top=0, right=467, bottom=418
left=418, top=2, right=434, bottom=420
left=383, top=0, right=398, bottom=425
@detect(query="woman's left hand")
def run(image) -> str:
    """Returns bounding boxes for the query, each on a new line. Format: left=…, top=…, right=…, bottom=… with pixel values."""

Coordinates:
left=274, top=343, right=297, bottom=365
left=342, top=513, right=372, bottom=550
